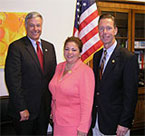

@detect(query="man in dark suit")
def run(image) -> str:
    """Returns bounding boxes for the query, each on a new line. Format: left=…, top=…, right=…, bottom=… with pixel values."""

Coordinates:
left=91, top=14, right=138, bottom=136
left=5, top=12, right=56, bottom=135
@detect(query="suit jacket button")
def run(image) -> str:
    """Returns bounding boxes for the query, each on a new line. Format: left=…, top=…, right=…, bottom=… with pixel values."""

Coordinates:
left=97, top=92, right=100, bottom=95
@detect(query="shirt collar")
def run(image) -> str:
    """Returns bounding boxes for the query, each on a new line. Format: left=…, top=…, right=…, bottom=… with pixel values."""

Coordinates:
left=27, top=36, right=41, bottom=45
left=27, top=36, right=42, bottom=51
left=104, top=40, right=117, bottom=57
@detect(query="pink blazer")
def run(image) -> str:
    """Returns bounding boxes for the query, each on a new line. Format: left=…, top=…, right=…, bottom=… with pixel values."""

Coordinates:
left=49, top=59, right=95, bottom=133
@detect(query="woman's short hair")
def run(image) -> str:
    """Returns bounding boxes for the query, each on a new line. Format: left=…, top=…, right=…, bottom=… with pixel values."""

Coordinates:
left=64, top=36, right=83, bottom=53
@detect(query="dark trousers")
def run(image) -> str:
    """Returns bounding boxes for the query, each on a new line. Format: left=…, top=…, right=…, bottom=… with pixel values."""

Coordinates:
left=12, top=113, right=49, bottom=136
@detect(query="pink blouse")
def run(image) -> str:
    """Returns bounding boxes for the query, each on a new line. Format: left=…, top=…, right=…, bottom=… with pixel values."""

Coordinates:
left=49, top=59, right=95, bottom=133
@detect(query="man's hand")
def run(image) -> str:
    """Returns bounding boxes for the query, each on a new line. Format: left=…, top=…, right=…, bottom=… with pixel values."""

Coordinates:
left=116, top=125, right=129, bottom=136
left=77, top=130, right=87, bottom=136
left=20, top=109, right=30, bottom=121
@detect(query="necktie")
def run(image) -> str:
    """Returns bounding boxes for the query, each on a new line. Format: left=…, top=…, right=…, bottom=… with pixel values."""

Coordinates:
left=99, top=50, right=107, bottom=80
left=36, top=41, right=44, bottom=72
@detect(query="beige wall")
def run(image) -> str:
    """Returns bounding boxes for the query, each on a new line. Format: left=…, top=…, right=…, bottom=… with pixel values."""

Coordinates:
left=0, top=0, right=76, bottom=96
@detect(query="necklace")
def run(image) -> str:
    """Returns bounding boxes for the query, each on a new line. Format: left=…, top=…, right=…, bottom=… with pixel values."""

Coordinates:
left=65, top=64, right=72, bottom=73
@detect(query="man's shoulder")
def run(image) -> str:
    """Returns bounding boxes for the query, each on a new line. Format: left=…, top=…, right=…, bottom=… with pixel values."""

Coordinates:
left=118, top=47, right=134, bottom=58
left=9, top=36, right=27, bottom=48
left=93, top=48, right=103, bottom=58
left=116, top=46, right=137, bottom=64
left=41, top=39, right=54, bottom=46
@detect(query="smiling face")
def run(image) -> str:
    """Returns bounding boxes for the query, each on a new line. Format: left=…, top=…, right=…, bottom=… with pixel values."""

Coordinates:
left=99, top=18, right=118, bottom=49
left=25, top=17, right=42, bottom=41
left=64, top=41, right=80, bottom=65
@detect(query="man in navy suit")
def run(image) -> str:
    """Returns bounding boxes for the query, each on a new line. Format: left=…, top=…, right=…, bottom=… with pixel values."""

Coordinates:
left=5, top=12, right=56, bottom=135
left=91, top=14, right=138, bottom=136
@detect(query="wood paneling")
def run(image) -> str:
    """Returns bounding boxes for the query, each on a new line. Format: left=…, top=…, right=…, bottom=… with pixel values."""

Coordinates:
left=97, top=1, right=145, bottom=130
left=97, top=2, right=145, bottom=10
left=132, top=87, right=145, bottom=130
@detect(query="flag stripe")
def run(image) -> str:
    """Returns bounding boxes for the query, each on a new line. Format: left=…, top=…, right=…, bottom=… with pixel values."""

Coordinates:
left=81, top=26, right=99, bottom=44
left=73, top=27, right=79, bottom=37
left=79, top=3, right=98, bottom=24
left=81, top=40, right=103, bottom=61
left=81, top=33, right=100, bottom=54
left=79, top=18, right=98, bottom=39
left=73, top=0, right=103, bottom=63
left=79, top=10, right=98, bottom=32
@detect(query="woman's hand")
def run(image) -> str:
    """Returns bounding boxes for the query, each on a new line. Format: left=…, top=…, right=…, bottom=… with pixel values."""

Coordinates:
left=77, top=130, right=87, bottom=136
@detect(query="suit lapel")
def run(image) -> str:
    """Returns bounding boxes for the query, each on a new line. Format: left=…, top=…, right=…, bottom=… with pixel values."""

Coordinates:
left=24, top=37, right=43, bottom=74
left=41, top=40, right=48, bottom=74
left=93, top=49, right=103, bottom=72
left=93, top=49, right=103, bottom=84
left=102, top=45, right=120, bottom=80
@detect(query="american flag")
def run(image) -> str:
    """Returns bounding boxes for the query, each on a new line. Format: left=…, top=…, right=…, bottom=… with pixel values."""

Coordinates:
left=73, top=0, right=103, bottom=63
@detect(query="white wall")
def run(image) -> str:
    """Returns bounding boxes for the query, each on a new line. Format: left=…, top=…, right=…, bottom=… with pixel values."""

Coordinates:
left=0, top=0, right=76, bottom=96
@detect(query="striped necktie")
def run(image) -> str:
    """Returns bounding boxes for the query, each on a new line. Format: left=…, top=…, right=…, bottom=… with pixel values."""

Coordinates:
left=99, top=50, right=107, bottom=80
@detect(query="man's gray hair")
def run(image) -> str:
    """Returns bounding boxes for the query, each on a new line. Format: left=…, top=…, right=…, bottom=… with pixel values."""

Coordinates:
left=25, top=12, right=43, bottom=26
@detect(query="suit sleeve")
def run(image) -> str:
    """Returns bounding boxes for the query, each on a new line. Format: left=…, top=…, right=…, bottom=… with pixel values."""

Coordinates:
left=119, top=55, right=139, bottom=128
left=77, top=67, right=95, bottom=133
left=5, top=43, right=27, bottom=112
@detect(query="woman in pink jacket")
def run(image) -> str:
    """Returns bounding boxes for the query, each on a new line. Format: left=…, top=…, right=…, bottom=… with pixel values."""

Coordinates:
left=49, top=36, right=95, bottom=136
